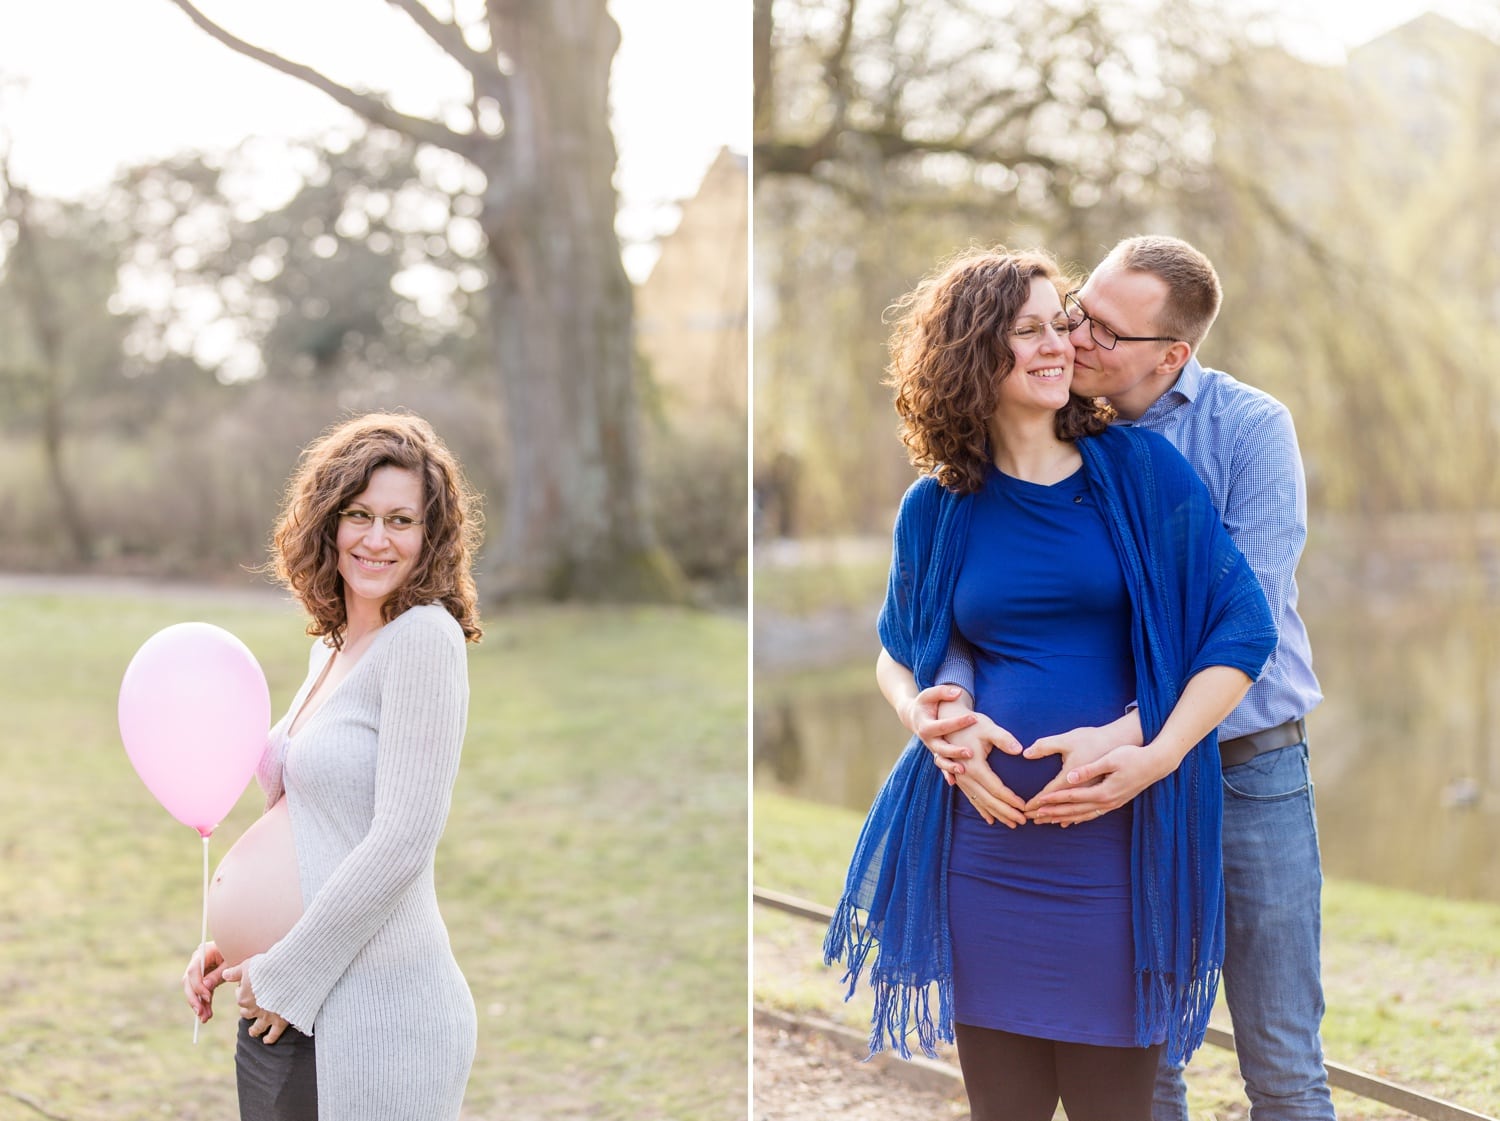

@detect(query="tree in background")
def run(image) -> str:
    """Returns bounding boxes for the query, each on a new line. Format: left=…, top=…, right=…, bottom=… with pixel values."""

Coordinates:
left=118, top=133, right=489, bottom=390
left=753, top=0, right=1500, bottom=536
left=30, top=134, right=505, bottom=574
left=1173, top=13, right=1500, bottom=514
left=753, top=0, right=1220, bottom=532
left=165, top=0, right=685, bottom=601
left=754, top=0, right=1215, bottom=225
left=0, top=152, right=129, bottom=564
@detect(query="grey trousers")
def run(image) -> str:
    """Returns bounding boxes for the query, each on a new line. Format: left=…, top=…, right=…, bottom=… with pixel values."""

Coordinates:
left=236, top=1015, right=318, bottom=1121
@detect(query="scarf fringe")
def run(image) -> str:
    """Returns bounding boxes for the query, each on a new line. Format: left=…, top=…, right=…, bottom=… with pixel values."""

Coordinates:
left=824, top=896, right=954, bottom=1060
left=822, top=895, right=871, bottom=999
left=1136, top=964, right=1223, bottom=1065
left=868, top=972, right=954, bottom=1060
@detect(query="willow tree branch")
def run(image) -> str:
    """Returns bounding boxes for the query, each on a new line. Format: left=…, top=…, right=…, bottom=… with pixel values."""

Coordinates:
left=163, top=0, right=477, bottom=156
left=756, top=125, right=1064, bottom=177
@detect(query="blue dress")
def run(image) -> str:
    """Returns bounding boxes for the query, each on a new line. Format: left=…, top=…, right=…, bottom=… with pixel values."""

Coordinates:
left=948, top=464, right=1143, bottom=1046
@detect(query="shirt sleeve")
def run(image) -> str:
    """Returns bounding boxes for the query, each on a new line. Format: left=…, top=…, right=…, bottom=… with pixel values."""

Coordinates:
left=933, top=631, right=976, bottom=698
left=245, top=610, right=469, bottom=1033
left=1219, top=402, right=1306, bottom=652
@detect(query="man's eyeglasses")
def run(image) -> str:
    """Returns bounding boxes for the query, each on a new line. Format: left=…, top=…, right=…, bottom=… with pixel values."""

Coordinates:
left=338, top=509, right=424, bottom=533
left=1064, top=292, right=1178, bottom=351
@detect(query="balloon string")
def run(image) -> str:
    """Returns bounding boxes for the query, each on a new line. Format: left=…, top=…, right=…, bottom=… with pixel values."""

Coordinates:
left=195, top=833, right=210, bottom=1045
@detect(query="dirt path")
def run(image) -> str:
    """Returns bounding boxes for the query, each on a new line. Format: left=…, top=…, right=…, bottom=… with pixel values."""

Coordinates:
left=754, top=1011, right=970, bottom=1121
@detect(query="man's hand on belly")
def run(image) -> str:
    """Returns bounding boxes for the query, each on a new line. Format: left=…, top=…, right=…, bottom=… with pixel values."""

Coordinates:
left=904, top=686, right=980, bottom=776
left=946, top=712, right=1027, bottom=827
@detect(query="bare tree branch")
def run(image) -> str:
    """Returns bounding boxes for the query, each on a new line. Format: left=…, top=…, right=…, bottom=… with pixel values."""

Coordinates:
left=760, top=0, right=859, bottom=180
left=162, top=0, right=478, bottom=157
left=758, top=125, right=1064, bottom=178
left=822, top=0, right=859, bottom=131
left=383, top=0, right=509, bottom=101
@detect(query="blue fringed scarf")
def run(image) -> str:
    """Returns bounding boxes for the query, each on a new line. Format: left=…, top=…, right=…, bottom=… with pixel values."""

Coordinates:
left=823, top=426, right=1276, bottom=1063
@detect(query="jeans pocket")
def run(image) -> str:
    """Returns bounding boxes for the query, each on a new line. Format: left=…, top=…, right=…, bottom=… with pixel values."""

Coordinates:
left=1221, top=742, right=1310, bottom=802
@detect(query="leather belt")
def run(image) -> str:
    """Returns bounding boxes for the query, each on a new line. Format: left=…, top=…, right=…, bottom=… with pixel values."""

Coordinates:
left=1219, top=717, right=1306, bottom=769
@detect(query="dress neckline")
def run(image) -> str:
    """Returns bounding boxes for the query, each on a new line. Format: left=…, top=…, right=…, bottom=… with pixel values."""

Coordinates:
left=285, top=623, right=390, bottom=741
left=989, top=462, right=1085, bottom=491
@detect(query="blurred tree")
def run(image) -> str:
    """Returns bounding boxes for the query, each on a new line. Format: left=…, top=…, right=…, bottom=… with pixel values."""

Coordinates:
left=754, top=0, right=1219, bottom=233
left=1175, top=15, right=1500, bottom=515
left=0, top=154, right=129, bottom=562
left=754, top=0, right=1500, bottom=536
left=117, top=133, right=487, bottom=389
left=165, top=0, right=685, bottom=601
left=753, top=0, right=1230, bottom=533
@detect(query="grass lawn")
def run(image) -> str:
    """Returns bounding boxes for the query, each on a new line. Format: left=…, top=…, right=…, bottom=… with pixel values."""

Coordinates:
left=754, top=791, right=1500, bottom=1120
left=0, top=589, right=747, bottom=1121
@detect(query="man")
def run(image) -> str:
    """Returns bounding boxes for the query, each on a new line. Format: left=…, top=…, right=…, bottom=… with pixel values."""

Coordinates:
left=912, top=236, right=1332, bottom=1120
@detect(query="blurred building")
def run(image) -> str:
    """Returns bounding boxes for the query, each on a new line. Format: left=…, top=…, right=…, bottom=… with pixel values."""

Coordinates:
left=634, top=147, right=748, bottom=417
left=1348, top=14, right=1500, bottom=309
left=1349, top=13, right=1494, bottom=166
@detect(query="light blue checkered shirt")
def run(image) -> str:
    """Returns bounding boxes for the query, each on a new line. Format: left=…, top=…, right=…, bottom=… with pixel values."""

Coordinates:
left=936, top=356, right=1322, bottom=741
left=1124, top=357, right=1321, bottom=739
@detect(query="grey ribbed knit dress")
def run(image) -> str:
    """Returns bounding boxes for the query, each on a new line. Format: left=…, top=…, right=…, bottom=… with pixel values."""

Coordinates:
left=244, top=604, right=476, bottom=1119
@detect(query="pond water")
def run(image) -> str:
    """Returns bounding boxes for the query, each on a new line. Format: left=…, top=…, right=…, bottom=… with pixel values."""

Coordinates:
left=755, top=529, right=1500, bottom=904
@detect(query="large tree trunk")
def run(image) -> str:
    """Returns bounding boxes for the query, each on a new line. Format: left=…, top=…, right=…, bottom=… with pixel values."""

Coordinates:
left=480, top=0, right=684, bottom=601
left=163, top=0, right=689, bottom=602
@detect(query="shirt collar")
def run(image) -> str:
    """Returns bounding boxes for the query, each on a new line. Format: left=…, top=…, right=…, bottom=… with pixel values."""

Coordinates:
left=1139, top=355, right=1203, bottom=421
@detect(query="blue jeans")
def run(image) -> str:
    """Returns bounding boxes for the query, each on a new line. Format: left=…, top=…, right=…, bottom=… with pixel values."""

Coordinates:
left=1153, top=741, right=1336, bottom=1121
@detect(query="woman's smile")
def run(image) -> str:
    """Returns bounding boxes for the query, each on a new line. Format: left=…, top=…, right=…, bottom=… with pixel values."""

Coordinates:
left=336, top=465, right=426, bottom=614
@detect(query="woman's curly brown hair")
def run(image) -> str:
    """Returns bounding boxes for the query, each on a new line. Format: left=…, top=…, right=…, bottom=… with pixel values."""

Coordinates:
left=885, top=246, right=1114, bottom=494
left=269, top=412, right=483, bottom=647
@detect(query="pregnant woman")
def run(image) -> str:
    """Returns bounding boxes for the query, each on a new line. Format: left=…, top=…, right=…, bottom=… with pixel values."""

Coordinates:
left=182, top=412, right=483, bottom=1121
left=824, top=248, right=1276, bottom=1121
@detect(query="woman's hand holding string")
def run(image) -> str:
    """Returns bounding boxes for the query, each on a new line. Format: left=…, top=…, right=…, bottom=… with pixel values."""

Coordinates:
left=182, top=941, right=226, bottom=1024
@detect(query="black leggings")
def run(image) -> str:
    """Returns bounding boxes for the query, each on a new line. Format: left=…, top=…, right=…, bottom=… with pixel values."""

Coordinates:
left=955, top=1022, right=1161, bottom=1121
left=235, top=1016, right=318, bottom=1121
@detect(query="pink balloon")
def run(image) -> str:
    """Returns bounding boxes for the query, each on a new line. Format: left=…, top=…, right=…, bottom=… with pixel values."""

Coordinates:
left=118, top=622, right=272, bottom=837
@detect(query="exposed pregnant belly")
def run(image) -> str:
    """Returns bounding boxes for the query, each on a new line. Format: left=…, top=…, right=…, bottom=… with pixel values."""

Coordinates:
left=207, top=796, right=302, bottom=967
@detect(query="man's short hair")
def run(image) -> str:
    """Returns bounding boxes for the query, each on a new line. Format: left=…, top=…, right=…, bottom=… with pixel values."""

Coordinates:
left=1103, top=235, right=1222, bottom=351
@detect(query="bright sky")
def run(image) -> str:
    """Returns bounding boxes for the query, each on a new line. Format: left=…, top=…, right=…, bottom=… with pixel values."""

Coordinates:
left=0, top=0, right=1489, bottom=275
left=1257, top=0, right=1492, bottom=60
left=0, top=0, right=747, bottom=280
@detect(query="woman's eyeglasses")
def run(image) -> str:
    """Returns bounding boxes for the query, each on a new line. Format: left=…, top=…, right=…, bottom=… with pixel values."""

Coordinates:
left=337, top=510, right=424, bottom=533
left=1009, top=315, right=1073, bottom=344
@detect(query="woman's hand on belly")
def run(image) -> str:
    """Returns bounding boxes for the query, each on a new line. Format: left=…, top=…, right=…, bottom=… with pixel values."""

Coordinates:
left=221, top=959, right=290, bottom=1045
left=948, top=713, right=1028, bottom=827
left=1023, top=713, right=1161, bottom=826
left=929, top=709, right=1023, bottom=781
